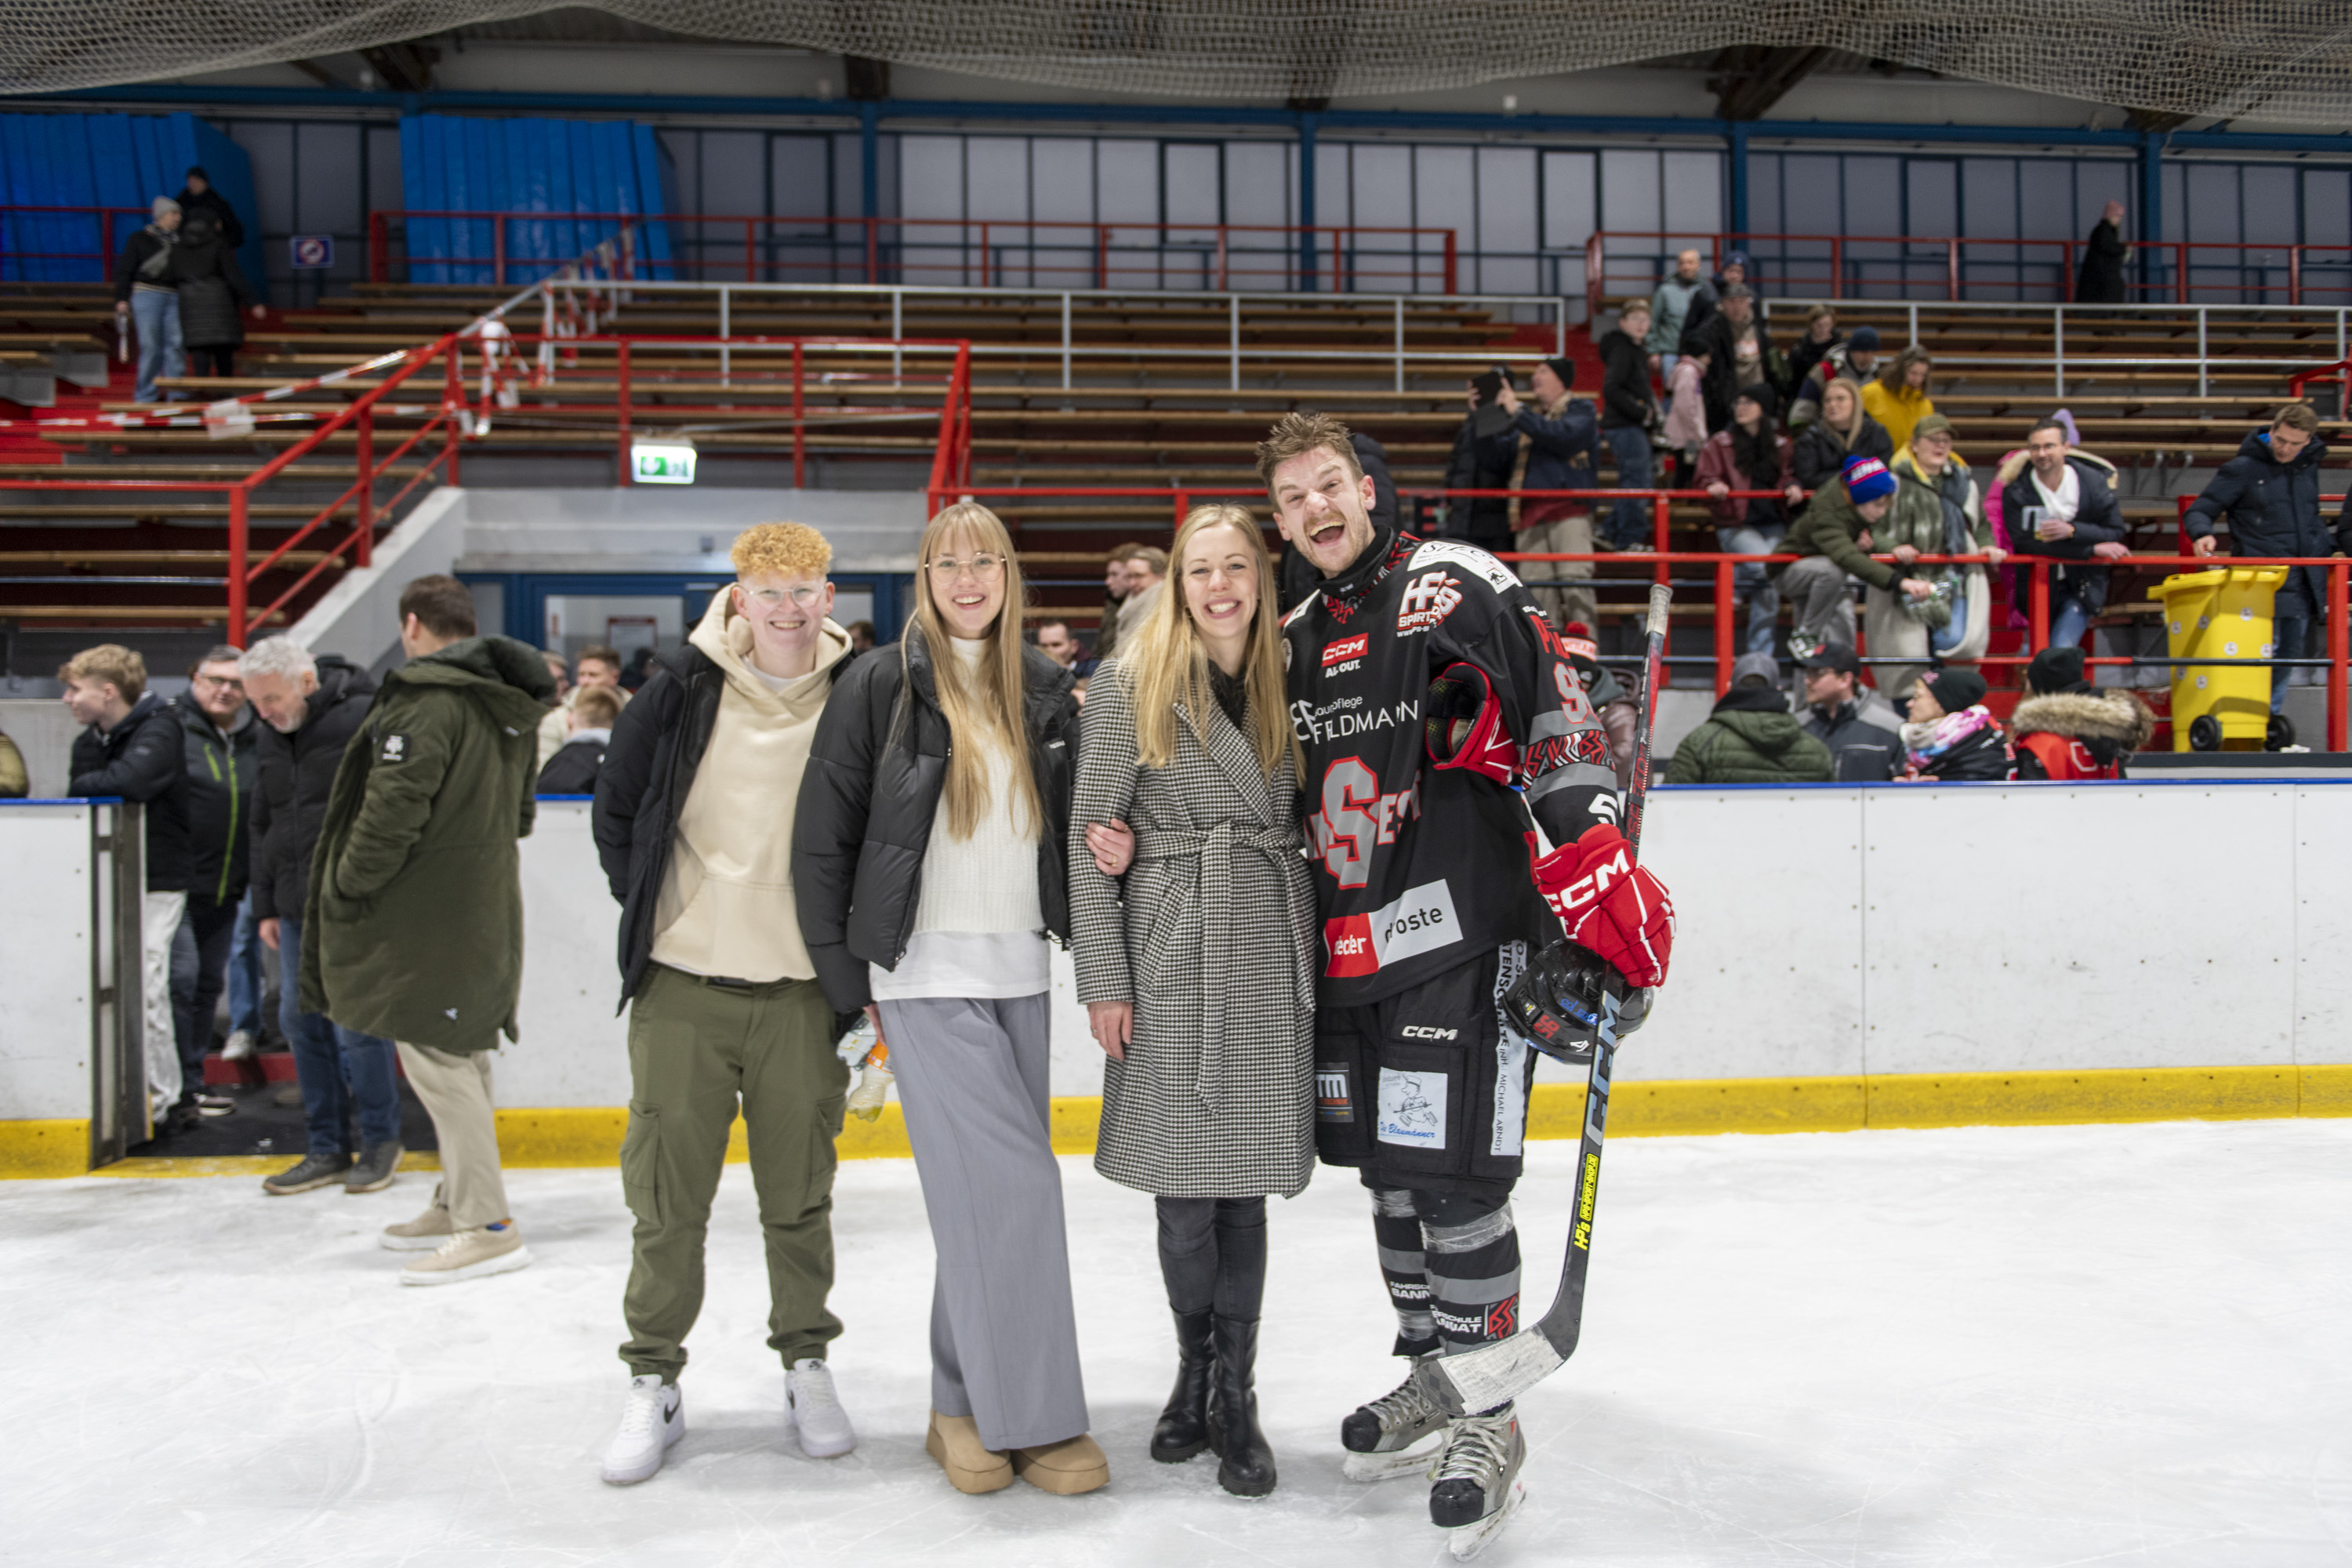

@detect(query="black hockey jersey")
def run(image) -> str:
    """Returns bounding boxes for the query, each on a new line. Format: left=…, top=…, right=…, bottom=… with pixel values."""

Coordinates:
left=1282, top=527, right=1621, bottom=1005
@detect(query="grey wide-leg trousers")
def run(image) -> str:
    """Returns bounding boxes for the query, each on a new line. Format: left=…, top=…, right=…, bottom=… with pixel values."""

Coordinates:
left=877, top=992, right=1091, bottom=1451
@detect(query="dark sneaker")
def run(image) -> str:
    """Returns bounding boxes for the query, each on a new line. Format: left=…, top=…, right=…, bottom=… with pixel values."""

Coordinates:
left=263, top=1152, right=353, bottom=1196
left=194, top=1088, right=236, bottom=1117
left=345, top=1142, right=405, bottom=1194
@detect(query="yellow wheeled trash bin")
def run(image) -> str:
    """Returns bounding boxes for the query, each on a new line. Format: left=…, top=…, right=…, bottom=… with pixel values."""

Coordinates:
left=2152, top=566, right=2289, bottom=750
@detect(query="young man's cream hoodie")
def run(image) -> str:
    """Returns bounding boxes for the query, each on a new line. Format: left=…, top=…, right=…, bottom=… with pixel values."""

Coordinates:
left=648, top=590, right=852, bottom=982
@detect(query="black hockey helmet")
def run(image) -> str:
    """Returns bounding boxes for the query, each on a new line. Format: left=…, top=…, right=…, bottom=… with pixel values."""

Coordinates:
left=1503, top=938, right=1652, bottom=1063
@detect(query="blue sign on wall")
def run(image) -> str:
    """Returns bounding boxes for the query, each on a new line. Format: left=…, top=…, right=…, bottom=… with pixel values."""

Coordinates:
left=289, top=234, right=334, bottom=269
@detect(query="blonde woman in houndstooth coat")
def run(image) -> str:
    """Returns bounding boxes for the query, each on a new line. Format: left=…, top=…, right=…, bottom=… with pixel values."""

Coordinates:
left=1070, top=503, right=1316, bottom=1501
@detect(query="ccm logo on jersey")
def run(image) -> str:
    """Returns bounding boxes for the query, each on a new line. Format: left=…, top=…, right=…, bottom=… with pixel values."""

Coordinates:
left=1399, top=1025, right=1459, bottom=1040
left=1324, top=880, right=1462, bottom=978
left=1321, top=632, right=1369, bottom=677
left=1396, top=570, right=1463, bottom=633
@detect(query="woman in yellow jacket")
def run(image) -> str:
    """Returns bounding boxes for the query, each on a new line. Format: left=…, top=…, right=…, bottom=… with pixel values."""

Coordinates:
left=1862, top=346, right=1936, bottom=452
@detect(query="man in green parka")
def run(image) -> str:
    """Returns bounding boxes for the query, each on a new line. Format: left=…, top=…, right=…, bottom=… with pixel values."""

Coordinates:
left=301, top=574, right=556, bottom=1284
left=1664, top=652, right=1835, bottom=786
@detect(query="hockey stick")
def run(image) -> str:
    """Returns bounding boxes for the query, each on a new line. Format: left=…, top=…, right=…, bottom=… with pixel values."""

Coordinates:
left=1413, top=581, right=1671, bottom=1418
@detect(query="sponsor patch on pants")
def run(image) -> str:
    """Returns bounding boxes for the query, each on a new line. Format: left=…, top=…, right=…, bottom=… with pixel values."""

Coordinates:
left=1376, top=1067, right=1447, bottom=1149
left=1316, top=1062, right=1355, bottom=1123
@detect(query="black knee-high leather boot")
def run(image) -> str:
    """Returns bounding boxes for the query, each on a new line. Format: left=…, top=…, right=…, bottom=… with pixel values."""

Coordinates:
left=1151, top=1309, right=1214, bottom=1462
left=1207, top=1315, right=1277, bottom=1497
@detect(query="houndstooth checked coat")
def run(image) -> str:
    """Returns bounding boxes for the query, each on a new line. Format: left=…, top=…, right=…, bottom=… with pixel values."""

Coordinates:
left=1069, top=656, right=1317, bottom=1199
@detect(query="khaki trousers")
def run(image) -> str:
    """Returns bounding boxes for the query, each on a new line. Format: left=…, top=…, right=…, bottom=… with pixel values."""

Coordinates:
left=394, top=1039, right=509, bottom=1231
left=619, top=964, right=850, bottom=1383
left=141, top=890, right=186, bottom=1123
left=1515, top=504, right=1597, bottom=632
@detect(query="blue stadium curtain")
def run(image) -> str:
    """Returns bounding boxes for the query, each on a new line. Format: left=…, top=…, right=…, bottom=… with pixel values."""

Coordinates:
left=400, top=114, right=673, bottom=286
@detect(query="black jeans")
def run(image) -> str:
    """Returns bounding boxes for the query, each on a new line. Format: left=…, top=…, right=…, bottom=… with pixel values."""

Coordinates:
left=188, top=346, right=236, bottom=378
left=1155, top=1196, right=1268, bottom=1322
left=170, top=896, right=239, bottom=1102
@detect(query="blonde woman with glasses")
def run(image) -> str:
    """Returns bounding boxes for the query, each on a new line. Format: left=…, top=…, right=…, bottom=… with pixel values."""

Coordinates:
left=791, top=503, right=1100, bottom=1497
left=1069, top=503, right=1314, bottom=1499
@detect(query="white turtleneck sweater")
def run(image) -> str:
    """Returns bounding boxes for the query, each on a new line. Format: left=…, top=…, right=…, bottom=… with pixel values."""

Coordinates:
left=870, top=637, right=1049, bottom=1001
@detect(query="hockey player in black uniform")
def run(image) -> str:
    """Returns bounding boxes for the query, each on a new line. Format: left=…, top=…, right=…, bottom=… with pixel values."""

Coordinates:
left=1258, top=412, right=1675, bottom=1550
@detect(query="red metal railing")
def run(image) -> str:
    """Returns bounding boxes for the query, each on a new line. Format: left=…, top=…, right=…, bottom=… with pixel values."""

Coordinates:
left=1584, top=230, right=2352, bottom=318
left=0, top=205, right=158, bottom=281
left=370, top=211, right=1459, bottom=293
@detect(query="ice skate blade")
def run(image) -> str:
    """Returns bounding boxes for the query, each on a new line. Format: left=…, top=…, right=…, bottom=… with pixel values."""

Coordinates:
left=1446, top=1476, right=1526, bottom=1560
left=1341, top=1433, right=1443, bottom=1483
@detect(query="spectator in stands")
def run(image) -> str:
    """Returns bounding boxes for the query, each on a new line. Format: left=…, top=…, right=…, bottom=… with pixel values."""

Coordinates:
left=2002, top=416, right=2129, bottom=651
left=1792, top=377, right=1893, bottom=494
left=621, top=647, right=655, bottom=691
left=590, top=523, right=862, bottom=1481
left=1665, top=652, right=1833, bottom=785
left=1871, top=415, right=1999, bottom=703
left=845, top=620, right=878, bottom=655
left=542, top=651, right=572, bottom=702
left=240, top=636, right=402, bottom=1198
left=63, top=644, right=191, bottom=1129
left=1789, top=323, right=1881, bottom=428
left=1691, top=285, right=1781, bottom=434
left=1781, top=454, right=1923, bottom=658
left=1896, top=666, right=2013, bottom=782
left=1661, top=342, right=1711, bottom=480
left=793, top=503, right=1101, bottom=1498
left=0, top=724, right=24, bottom=797
left=1502, top=357, right=1601, bottom=630
left=2012, top=646, right=2153, bottom=780
left=1114, top=544, right=1168, bottom=650
left=1097, top=543, right=1167, bottom=662
left=1863, top=347, right=1937, bottom=453
left=1035, top=619, right=1082, bottom=669
left=539, top=643, right=630, bottom=769
left=303, top=575, right=555, bottom=1282
left=1598, top=299, right=1660, bottom=551
left=1646, top=249, right=1715, bottom=377
left=168, top=645, right=256, bottom=1122
left=2078, top=200, right=2130, bottom=305
left=113, top=197, right=183, bottom=405
left=1561, top=621, right=1642, bottom=787
left=1799, top=644, right=1903, bottom=782
left=2186, top=405, right=2347, bottom=717
left=1697, top=383, right=1805, bottom=655
left=539, top=685, right=619, bottom=794
left=1784, top=305, right=1842, bottom=416
left=1713, top=249, right=1758, bottom=300
left=171, top=212, right=261, bottom=382
left=173, top=166, right=245, bottom=250
left=1442, top=372, right=1519, bottom=556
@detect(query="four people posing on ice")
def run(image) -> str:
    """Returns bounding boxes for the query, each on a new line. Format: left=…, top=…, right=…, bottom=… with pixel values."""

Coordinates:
left=584, top=417, right=1678, bottom=1552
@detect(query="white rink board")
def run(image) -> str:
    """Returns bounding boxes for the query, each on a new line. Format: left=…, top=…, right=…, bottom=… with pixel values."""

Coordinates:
left=0, top=803, right=93, bottom=1120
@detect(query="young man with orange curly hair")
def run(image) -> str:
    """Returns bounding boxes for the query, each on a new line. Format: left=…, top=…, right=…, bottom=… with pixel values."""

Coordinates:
left=589, top=522, right=863, bottom=1485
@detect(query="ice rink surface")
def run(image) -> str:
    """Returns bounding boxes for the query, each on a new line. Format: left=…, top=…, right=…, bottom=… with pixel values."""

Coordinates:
left=8, top=1117, right=2352, bottom=1567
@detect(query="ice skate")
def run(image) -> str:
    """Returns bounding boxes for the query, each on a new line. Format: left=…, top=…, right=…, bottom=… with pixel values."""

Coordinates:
left=1338, top=1357, right=1450, bottom=1483
left=785, top=1359, right=857, bottom=1458
left=1430, top=1406, right=1527, bottom=1560
left=601, top=1375, right=683, bottom=1485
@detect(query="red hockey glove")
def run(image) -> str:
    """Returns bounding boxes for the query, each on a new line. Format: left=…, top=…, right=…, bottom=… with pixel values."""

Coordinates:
left=1528, top=823, right=1675, bottom=989
left=1425, top=662, right=1516, bottom=786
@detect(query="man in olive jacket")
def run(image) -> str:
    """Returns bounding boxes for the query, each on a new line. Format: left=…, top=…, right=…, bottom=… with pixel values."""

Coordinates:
left=1664, top=652, right=1835, bottom=785
left=301, top=575, right=555, bottom=1285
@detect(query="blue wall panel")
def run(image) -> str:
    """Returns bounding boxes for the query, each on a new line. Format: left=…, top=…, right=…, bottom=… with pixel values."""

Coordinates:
left=398, top=114, right=672, bottom=285
left=0, top=111, right=256, bottom=288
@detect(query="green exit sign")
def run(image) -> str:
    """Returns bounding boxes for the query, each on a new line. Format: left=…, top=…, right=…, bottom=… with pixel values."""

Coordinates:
left=632, top=441, right=697, bottom=485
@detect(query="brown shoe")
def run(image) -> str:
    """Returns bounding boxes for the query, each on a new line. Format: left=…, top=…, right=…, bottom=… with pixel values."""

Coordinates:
left=1011, top=1432, right=1109, bottom=1495
left=925, top=1411, right=1014, bottom=1494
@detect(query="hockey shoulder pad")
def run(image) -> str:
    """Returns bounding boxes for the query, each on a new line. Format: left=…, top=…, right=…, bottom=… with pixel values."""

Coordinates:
left=1425, top=661, right=1515, bottom=786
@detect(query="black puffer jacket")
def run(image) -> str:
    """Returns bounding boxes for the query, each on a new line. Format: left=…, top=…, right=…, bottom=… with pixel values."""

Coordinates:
left=792, top=626, right=1079, bottom=1014
left=591, top=641, right=719, bottom=1004
left=249, top=655, right=376, bottom=921
left=2004, top=454, right=2129, bottom=615
left=171, top=216, right=253, bottom=350
left=2184, top=429, right=2352, bottom=615
left=1791, top=412, right=1893, bottom=492
left=69, top=691, right=191, bottom=891
left=171, top=694, right=257, bottom=910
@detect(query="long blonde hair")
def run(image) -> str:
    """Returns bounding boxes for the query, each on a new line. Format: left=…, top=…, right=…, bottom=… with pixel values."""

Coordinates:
left=906, top=501, right=1041, bottom=840
left=1124, top=504, right=1301, bottom=782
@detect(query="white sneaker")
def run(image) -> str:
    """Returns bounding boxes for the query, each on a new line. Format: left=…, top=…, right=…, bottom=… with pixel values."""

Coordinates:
left=786, top=1359, right=858, bottom=1458
left=222, top=1029, right=256, bottom=1062
left=601, top=1374, right=684, bottom=1485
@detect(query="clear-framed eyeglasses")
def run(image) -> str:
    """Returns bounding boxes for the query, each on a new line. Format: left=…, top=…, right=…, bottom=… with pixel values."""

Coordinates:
left=927, top=552, right=1006, bottom=581
left=739, top=583, right=826, bottom=608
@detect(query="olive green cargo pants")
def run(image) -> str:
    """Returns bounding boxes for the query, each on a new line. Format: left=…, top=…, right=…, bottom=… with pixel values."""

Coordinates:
left=619, top=963, right=851, bottom=1382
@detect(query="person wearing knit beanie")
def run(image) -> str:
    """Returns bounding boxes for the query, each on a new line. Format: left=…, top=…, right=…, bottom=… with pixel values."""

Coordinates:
left=2025, top=645, right=2090, bottom=695
left=1842, top=453, right=1896, bottom=504
left=1920, top=666, right=1988, bottom=715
